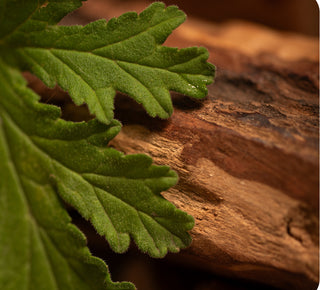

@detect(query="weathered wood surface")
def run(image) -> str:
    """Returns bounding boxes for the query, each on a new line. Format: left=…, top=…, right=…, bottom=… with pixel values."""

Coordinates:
left=32, top=1, right=319, bottom=289
left=111, top=53, right=319, bottom=288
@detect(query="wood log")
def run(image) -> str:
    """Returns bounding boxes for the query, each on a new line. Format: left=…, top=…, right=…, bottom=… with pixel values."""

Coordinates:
left=33, top=1, right=320, bottom=289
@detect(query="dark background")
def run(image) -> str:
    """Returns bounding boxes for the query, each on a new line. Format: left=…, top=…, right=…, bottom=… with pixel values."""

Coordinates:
left=152, top=0, right=319, bottom=36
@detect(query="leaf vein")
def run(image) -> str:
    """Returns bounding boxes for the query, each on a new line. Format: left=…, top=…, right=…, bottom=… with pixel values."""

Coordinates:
left=115, top=61, right=167, bottom=115
left=93, top=186, right=122, bottom=249
left=91, top=14, right=184, bottom=52
left=0, top=0, right=42, bottom=42
left=138, top=211, right=161, bottom=256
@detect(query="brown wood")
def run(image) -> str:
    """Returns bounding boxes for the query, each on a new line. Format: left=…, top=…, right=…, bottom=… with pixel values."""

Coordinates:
left=31, top=1, right=320, bottom=289
left=111, top=50, right=319, bottom=287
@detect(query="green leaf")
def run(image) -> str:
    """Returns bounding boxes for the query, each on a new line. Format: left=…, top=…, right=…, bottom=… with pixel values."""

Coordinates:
left=0, top=2, right=208, bottom=288
left=31, top=0, right=84, bottom=25
left=0, top=60, right=134, bottom=290
left=0, top=59, right=194, bottom=263
left=4, top=2, right=215, bottom=124
left=0, top=0, right=45, bottom=40
left=0, top=0, right=82, bottom=41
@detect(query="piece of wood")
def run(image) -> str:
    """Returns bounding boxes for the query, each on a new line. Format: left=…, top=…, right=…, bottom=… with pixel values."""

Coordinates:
left=31, top=1, right=319, bottom=289
left=111, top=57, right=319, bottom=288
left=73, top=2, right=319, bottom=289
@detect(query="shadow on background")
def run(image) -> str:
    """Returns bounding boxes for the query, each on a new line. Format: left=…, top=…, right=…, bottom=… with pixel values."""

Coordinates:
left=156, top=0, right=319, bottom=36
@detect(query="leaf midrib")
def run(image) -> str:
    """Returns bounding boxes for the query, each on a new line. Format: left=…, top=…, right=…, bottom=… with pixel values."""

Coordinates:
left=18, top=47, right=208, bottom=121
left=1, top=110, right=105, bottom=289
left=21, top=46, right=208, bottom=75
left=0, top=121, right=60, bottom=290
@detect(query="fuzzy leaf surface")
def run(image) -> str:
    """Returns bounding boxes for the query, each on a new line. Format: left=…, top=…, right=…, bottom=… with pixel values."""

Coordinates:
left=0, top=60, right=135, bottom=290
left=4, top=2, right=215, bottom=124
left=0, top=60, right=193, bottom=265
left=0, top=0, right=44, bottom=39
left=0, top=0, right=83, bottom=40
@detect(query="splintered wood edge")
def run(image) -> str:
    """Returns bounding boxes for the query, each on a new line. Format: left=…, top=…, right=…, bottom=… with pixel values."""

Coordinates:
left=110, top=125, right=319, bottom=289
